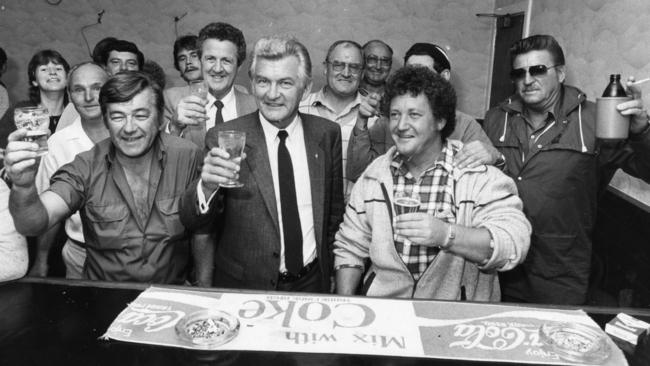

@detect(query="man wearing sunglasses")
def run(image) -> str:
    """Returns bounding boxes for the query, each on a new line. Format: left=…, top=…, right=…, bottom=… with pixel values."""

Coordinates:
left=359, top=40, right=393, bottom=96
left=483, top=34, right=650, bottom=305
left=299, top=40, right=365, bottom=200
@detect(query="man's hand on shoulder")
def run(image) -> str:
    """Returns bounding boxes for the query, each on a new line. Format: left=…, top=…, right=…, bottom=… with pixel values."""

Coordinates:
left=455, top=140, right=502, bottom=169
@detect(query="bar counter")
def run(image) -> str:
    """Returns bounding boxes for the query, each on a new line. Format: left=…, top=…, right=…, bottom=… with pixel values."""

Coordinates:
left=1, top=277, right=649, bottom=366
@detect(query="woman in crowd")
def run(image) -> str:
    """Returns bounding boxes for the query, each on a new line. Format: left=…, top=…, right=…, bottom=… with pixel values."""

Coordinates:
left=0, top=49, right=70, bottom=149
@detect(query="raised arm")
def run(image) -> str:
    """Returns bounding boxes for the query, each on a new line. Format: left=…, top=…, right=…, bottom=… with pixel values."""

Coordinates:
left=5, top=129, right=71, bottom=236
left=601, top=77, right=650, bottom=183
left=346, top=115, right=391, bottom=182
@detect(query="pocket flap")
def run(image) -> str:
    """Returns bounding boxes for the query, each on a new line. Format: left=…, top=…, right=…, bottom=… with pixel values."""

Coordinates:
left=85, top=203, right=129, bottom=223
left=158, top=196, right=180, bottom=216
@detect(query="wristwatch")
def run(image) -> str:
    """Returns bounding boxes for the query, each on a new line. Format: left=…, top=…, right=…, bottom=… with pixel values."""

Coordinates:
left=440, top=224, right=456, bottom=251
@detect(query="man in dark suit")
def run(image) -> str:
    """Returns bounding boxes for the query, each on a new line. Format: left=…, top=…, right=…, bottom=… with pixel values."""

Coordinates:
left=166, top=22, right=257, bottom=147
left=180, top=35, right=344, bottom=293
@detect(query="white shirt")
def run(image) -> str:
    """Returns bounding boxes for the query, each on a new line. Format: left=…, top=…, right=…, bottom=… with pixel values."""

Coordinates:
left=36, top=117, right=95, bottom=243
left=299, top=87, right=375, bottom=201
left=55, top=103, right=80, bottom=132
left=206, top=86, right=238, bottom=129
left=197, top=113, right=316, bottom=273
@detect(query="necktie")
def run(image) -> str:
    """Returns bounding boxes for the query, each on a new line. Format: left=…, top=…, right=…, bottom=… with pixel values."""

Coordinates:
left=277, top=130, right=303, bottom=275
left=214, top=100, right=224, bottom=125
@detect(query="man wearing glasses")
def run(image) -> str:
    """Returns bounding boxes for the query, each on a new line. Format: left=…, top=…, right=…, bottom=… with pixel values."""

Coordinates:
left=299, top=40, right=364, bottom=199
left=346, top=42, right=500, bottom=183
left=359, top=40, right=393, bottom=96
left=483, top=34, right=650, bottom=305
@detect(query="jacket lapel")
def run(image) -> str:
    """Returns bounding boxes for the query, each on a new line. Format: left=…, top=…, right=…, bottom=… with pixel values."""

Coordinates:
left=244, top=115, right=280, bottom=232
left=301, top=114, right=325, bottom=248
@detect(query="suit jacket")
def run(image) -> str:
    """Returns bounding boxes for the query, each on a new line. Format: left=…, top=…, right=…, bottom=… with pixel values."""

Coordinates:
left=180, top=112, right=344, bottom=292
left=162, top=85, right=257, bottom=147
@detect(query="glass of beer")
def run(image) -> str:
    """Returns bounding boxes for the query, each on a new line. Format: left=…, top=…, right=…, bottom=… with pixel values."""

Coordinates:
left=189, top=79, right=208, bottom=126
left=189, top=79, right=208, bottom=100
left=394, top=191, right=421, bottom=216
left=217, top=130, right=246, bottom=188
left=14, top=106, right=49, bottom=156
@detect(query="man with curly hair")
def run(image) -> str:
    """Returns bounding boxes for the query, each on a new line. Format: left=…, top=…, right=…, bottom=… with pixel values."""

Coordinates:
left=334, top=66, right=531, bottom=300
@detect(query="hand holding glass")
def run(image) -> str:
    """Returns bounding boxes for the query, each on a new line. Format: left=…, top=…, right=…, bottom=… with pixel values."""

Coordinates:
left=189, top=80, right=209, bottom=125
left=14, top=106, right=49, bottom=156
left=217, top=130, right=246, bottom=188
left=394, top=191, right=421, bottom=216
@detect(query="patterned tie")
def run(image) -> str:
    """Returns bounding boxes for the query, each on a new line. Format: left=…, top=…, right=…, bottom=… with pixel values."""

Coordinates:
left=277, top=130, right=303, bottom=275
left=214, top=100, right=224, bottom=125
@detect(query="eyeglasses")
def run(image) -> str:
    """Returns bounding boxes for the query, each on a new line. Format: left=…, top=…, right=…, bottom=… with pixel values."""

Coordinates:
left=509, top=64, right=559, bottom=80
left=366, top=55, right=392, bottom=68
left=326, top=61, right=363, bottom=74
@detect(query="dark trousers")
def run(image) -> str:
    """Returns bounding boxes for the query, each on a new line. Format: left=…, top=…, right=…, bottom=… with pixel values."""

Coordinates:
left=276, top=262, right=323, bottom=293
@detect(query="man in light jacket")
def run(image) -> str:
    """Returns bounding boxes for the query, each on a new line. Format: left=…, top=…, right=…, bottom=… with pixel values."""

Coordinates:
left=334, top=66, right=531, bottom=300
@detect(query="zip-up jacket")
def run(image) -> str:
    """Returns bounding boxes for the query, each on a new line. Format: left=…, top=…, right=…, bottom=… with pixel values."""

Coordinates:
left=483, top=85, right=650, bottom=304
left=333, top=143, right=531, bottom=300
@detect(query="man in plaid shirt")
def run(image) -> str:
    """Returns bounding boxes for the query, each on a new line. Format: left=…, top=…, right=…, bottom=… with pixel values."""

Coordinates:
left=334, top=66, right=531, bottom=300
left=390, top=140, right=458, bottom=280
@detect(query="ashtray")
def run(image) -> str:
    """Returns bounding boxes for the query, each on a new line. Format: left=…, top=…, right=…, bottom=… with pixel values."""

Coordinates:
left=539, top=322, right=610, bottom=364
left=175, top=309, right=240, bottom=349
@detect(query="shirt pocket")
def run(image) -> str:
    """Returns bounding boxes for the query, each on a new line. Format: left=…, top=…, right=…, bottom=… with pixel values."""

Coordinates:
left=85, top=203, right=129, bottom=249
left=158, top=195, right=185, bottom=240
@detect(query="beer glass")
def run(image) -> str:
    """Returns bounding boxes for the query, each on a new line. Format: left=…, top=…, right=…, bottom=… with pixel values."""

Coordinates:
left=394, top=191, right=421, bottom=216
left=14, top=106, right=49, bottom=156
left=217, top=130, right=246, bottom=188
left=189, top=79, right=208, bottom=100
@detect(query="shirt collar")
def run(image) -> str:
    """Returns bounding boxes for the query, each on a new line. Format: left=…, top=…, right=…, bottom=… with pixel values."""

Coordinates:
left=207, top=86, right=235, bottom=106
left=259, top=112, right=303, bottom=146
left=66, top=116, right=85, bottom=140
left=390, top=139, right=457, bottom=177
left=310, top=87, right=363, bottom=114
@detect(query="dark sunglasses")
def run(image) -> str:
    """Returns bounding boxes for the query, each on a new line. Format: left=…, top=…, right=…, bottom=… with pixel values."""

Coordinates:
left=510, top=64, right=559, bottom=80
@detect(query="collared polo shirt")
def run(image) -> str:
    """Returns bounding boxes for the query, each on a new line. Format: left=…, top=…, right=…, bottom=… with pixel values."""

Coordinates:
left=48, top=133, right=203, bottom=284
left=299, top=87, right=363, bottom=198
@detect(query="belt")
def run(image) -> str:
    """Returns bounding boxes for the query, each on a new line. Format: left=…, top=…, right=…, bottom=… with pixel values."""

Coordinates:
left=278, top=259, right=318, bottom=283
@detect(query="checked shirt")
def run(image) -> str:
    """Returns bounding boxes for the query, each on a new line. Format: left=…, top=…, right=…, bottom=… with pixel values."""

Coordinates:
left=390, top=140, right=458, bottom=280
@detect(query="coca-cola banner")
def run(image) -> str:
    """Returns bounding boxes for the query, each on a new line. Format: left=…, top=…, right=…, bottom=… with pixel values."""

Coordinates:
left=103, top=287, right=626, bottom=365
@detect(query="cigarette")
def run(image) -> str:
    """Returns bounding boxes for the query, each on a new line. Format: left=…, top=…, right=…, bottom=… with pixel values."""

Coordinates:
left=633, top=78, right=650, bottom=85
